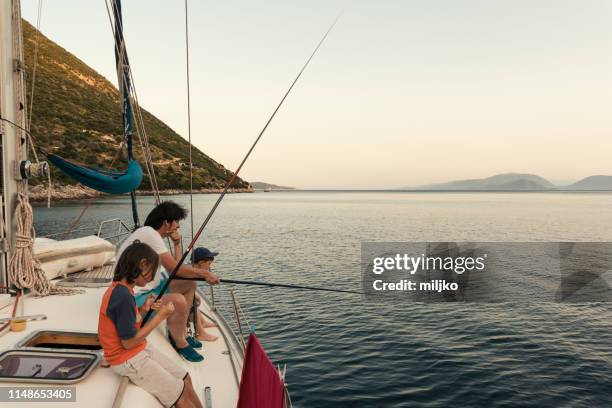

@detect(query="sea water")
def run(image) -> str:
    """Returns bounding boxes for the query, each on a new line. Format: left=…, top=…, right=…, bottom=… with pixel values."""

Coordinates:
left=33, top=191, right=612, bottom=407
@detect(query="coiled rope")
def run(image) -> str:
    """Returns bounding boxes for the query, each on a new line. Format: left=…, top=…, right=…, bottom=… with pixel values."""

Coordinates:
left=8, top=193, right=82, bottom=296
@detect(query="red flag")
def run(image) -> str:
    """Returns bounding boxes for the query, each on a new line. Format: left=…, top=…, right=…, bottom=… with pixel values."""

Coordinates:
left=237, top=334, right=286, bottom=408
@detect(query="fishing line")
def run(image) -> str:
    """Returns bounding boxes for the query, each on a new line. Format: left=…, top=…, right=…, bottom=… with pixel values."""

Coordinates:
left=174, top=277, right=363, bottom=295
left=142, top=11, right=343, bottom=325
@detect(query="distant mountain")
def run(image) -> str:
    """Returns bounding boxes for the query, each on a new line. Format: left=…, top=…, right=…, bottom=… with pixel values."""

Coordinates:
left=414, top=173, right=556, bottom=191
left=566, top=175, right=612, bottom=190
left=250, top=182, right=295, bottom=191
left=494, top=179, right=553, bottom=191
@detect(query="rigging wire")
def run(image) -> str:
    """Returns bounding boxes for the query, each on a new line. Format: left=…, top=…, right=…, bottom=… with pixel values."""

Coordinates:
left=185, top=0, right=194, bottom=239
left=104, top=0, right=161, bottom=204
left=110, top=3, right=140, bottom=227
left=143, top=11, right=343, bottom=326
left=26, top=0, right=42, bottom=135
left=113, top=7, right=162, bottom=204
left=182, top=11, right=343, bottom=249
left=27, top=1, right=52, bottom=208
left=0, top=116, right=32, bottom=135
left=9, top=21, right=47, bottom=208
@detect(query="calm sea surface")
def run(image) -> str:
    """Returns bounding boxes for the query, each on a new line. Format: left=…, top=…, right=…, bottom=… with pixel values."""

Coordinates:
left=33, top=191, right=612, bottom=407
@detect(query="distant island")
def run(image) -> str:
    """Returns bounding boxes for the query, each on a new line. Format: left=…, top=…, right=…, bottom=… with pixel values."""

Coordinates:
left=406, top=173, right=612, bottom=191
left=250, top=182, right=296, bottom=191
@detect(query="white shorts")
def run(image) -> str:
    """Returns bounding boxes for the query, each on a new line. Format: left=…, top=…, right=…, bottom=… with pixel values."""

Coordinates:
left=111, top=345, right=188, bottom=408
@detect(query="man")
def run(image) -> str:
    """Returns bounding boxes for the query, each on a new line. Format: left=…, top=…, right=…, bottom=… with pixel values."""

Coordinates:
left=116, top=201, right=220, bottom=362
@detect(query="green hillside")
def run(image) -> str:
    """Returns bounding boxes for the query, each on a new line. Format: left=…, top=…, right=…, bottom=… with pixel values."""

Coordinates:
left=22, top=20, right=250, bottom=191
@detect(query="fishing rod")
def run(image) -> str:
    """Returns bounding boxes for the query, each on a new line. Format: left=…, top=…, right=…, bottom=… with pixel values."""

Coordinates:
left=142, top=14, right=342, bottom=326
left=174, top=277, right=363, bottom=295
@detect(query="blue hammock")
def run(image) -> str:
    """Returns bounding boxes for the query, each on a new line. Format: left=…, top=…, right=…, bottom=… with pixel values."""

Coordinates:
left=47, top=155, right=143, bottom=194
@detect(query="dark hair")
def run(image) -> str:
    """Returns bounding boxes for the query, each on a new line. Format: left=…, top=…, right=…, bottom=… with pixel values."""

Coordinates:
left=113, top=241, right=160, bottom=284
left=144, top=201, right=187, bottom=230
left=193, top=256, right=214, bottom=264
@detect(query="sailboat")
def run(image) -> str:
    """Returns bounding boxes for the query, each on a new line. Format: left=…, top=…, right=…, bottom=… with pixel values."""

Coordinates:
left=0, top=1, right=291, bottom=406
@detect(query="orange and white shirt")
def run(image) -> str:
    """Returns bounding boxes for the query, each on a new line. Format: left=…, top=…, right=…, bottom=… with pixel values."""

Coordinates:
left=98, top=281, right=146, bottom=366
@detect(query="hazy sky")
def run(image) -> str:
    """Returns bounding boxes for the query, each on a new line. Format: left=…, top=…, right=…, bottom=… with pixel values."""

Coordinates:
left=22, top=0, right=612, bottom=188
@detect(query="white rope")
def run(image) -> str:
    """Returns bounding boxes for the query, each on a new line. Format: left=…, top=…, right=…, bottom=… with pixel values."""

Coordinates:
left=8, top=193, right=82, bottom=296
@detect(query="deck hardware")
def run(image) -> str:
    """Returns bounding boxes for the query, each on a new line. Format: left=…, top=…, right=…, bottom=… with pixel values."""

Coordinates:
left=204, top=386, right=212, bottom=408
left=190, top=301, right=198, bottom=337
left=0, top=314, right=46, bottom=324
left=57, top=362, right=86, bottom=377
left=17, top=160, right=49, bottom=179
left=229, top=290, right=247, bottom=350
left=12, top=58, right=23, bottom=72
left=210, top=286, right=215, bottom=311
left=31, top=363, right=42, bottom=377
left=18, top=160, right=29, bottom=179
left=13, top=160, right=49, bottom=180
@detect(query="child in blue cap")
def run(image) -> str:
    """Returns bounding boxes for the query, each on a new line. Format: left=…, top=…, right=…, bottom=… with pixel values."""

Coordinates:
left=191, top=247, right=220, bottom=342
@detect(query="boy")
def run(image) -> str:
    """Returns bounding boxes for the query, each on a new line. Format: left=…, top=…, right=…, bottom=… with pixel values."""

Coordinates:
left=191, top=247, right=221, bottom=342
left=99, top=241, right=202, bottom=408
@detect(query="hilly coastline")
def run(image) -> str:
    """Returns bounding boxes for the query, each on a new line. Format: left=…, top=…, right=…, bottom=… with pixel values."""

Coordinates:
left=250, top=182, right=296, bottom=191
left=22, top=20, right=251, bottom=199
left=566, top=175, right=612, bottom=190
left=409, top=173, right=612, bottom=191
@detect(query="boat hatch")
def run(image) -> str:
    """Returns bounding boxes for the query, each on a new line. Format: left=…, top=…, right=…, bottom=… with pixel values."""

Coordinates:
left=0, top=349, right=100, bottom=384
left=15, top=330, right=102, bottom=351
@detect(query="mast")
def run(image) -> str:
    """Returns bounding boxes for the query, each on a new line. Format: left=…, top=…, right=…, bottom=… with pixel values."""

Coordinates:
left=112, top=0, right=139, bottom=228
left=0, top=0, right=28, bottom=287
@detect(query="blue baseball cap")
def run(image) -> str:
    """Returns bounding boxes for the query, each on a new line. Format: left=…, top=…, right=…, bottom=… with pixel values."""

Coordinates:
left=191, top=247, right=219, bottom=263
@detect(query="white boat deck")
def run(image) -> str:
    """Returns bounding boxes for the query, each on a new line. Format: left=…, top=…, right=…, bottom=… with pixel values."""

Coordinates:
left=0, top=282, right=243, bottom=407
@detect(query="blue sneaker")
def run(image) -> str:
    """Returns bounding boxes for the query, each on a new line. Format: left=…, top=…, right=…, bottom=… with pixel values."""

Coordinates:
left=176, top=345, right=204, bottom=362
left=187, top=336, right=202, bottom=350
left=168, top=334, right=204, bottom=362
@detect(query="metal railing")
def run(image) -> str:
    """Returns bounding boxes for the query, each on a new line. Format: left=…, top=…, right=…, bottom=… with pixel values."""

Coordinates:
left=201, top=285, right=293, bottom=407
left=42, top=218, right=132, bottom=246
left=42, top=223, right=100, bottom=240
left=205, top=285, right=254, bottom=349
left=96, top=218, right=132, bottom=245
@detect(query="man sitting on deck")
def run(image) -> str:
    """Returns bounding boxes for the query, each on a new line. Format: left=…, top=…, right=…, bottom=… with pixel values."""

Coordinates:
left=116, top=201, right=220, bottom=362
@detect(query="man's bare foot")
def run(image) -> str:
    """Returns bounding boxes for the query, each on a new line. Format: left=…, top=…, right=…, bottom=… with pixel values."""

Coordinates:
left=196, top=331, right=218, bottom=342
left=203, top=320, right=217, bottom=328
